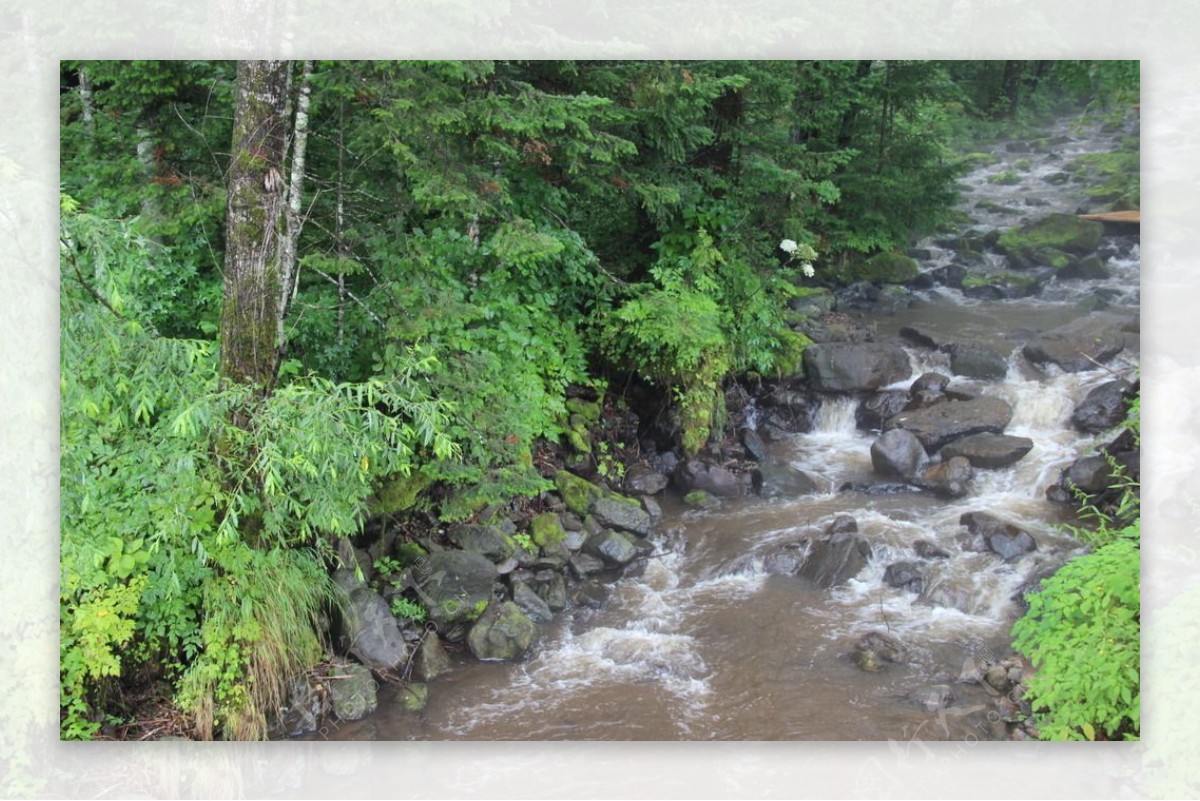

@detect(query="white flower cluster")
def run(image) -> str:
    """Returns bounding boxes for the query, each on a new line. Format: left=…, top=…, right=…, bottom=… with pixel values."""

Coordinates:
left=781, top=238, right=816, bottom=278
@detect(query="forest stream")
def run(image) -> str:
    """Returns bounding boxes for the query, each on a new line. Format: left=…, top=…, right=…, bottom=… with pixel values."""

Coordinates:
left=304, top=114, right=1139, bottom=742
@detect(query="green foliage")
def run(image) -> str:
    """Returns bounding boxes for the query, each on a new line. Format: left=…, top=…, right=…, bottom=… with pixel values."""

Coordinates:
left=1011, top=394, right=1140, bottom=741
left=1011, top=537, right=1139, bottom=740
left=174, top=544, right=337, bottom=741
left=60, top=202, right=455, bottom=738
left=390, top=596, right=428, bottom=623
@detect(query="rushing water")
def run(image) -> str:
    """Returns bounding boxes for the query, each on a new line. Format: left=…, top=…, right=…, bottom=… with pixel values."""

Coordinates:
left=313, top=116, right=1139, bottom=742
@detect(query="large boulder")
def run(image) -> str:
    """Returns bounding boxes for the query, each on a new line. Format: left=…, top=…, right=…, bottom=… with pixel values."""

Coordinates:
left=1071, top=379, right=1135, bottom=433
left=857, top=390, right=909, bottom=431
left=333, top=570, right=410, bottom=670
left=584, top=529, right=641, bottom=567
left=623, top=464, right=669, bottom=495
left=1022, top=312, right=1130, bottom=373
left=916, top=456, right=974, bottom=499
left=590, top=496, right=654, bottom=537
left=803, top=343, right=912, bottom=393
left=870, top=428, right=929, bottom=481
left=328, top=663, right=378, bottom=722
left=467, top=601, right=537, bottom=662
left=511, top=581, right=555, bottom=623
left=884, top=396, right=1014, bottom=451
left=939, top=433, right=1034, bottom=469
left=752, top=463, right=820, bottom=498
left=447, top=523, right=515, bottom=562
left=883, top=561, right=925, bottom=593
left=799, top=530, right=873, bottom=588
left=997, top=213, right=1104, bottom=259
left=849, top=251, right=922, bottom=284
left=947, top=341, right=1009, bottom=380
left=416, top=551, right=499, bottom=627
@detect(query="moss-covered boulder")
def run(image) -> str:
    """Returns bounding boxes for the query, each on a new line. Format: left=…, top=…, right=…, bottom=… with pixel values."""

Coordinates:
left=467, top=601, right=537, bottom=661
left=997, top=214, right=1104, bottom=261
left=529, top=512, right=567, bottom=550
left=368, top=471, right=432, bottom=515
left=554, top=469, right=605, bottom=516
left=849, top=252, right=921, bottom=284
left=961, top=272, right=1041, bottom=300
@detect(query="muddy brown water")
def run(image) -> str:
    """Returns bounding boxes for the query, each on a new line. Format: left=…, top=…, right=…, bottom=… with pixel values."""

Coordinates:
left=308, top=117, right=1140, bottom=742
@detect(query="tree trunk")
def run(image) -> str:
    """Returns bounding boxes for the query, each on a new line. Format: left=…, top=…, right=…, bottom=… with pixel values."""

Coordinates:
left=219, top=60, right=291, bottom=393
left=278, top=59, right=314, bottom=355
left=78, top=65, right=95, bottom=139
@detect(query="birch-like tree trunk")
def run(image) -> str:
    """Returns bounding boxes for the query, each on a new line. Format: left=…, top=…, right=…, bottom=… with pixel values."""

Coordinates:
left=278, top=59, right=313, bottom=354
left=219, top=60, right=291, bottom=393
left=78, top=65, right=95, bottom=139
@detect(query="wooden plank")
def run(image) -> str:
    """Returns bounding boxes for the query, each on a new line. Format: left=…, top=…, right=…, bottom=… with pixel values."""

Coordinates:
left=1078, top=210, right=1140, bottom=224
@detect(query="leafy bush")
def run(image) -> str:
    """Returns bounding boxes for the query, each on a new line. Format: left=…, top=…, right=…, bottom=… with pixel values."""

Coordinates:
left=1011, top=393, right=1140, bottom=740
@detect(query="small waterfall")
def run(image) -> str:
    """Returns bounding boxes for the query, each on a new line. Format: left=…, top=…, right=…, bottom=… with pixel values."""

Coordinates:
left=812, top=395, right=859, bottom=434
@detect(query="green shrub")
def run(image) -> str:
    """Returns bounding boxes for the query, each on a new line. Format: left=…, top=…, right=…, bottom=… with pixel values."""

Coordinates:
left=1011, top=393, right=1140, bottom=740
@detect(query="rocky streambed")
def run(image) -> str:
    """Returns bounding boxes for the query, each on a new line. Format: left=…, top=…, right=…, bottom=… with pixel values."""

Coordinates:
left=286, top=112, right=1139, bottom=742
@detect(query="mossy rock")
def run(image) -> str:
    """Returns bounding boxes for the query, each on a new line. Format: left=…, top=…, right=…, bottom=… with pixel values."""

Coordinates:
left=997, top=213, right=1104, bottom=258
left=961, top=272, right=1040, bottom=299
left=394, top=541, right=428, bottom=567
left=850, top=252, right=921, bottom=284
left=683, top=490, right=721, bottom=509
left=554, top=469, right=606, bottom=516
left=565, top=397, right=603, bottom=424
left=368, top=471, right=432, bottom=515
left=529, top=512, right=567, bottom=550
left=565, top=426, right=592, bottom=454
left=987, top=171, right=1022, bottom=186
left=958, top=152, right=1000, bottom=167
left=974, top=200, right=1020, bottom=216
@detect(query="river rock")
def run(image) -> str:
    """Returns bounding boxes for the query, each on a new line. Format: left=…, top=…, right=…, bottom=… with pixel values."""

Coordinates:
left=883, top=561, right=924, bottom=593
left=961, top=511, right=1038, bottom=561
left=674, top=458, right=742, bottom=497
left=585, top=529, right=641, bottom=567
left=947, top=341, right=1009, bottom=380
left=328, top=663, right=378, bottom=722
left=939, top=433, right=1034, bottom=469
left=590, top=496, right=654, bottom=537
left=623, top=464, right=669, bottom=495
left=911, top=371, right=951, bottom=394
left=908, top=684, right=957, bottom=711
left=1021, top=312, right=1130, bottom=373
left=916, top=456, right=974, bottom=498
left=870, top=428, right=929, bottom=481
left=799, top=531, right=872, bottom=588
left=997, top=213, right=1104, bottom=259
left=857, top=390, right=909, bottom=431
left=802, top=343, right=912, bottom=392
left=913, top=539, right=951, bottom=559
left=752, top=463, right=819, bottom=498
left=739, top=427, right=769, bottom=462
left=413, top=632, right=453, bottom=681
left=884, top=395, right=1013, bottom=451
left=763, top=544, right=807, bottom=576
left=1057, top=455, right=1114, bottom=495
left=1071, top=379, right=1135, bottom=433
left=447, top=523, right=515, bottom=562
left=568, top=552, right=607, bottom=579
left=533, top=571, right=568, bottom=612
left=511, top=580, right=555, bottom=623
left=333, top=570, right=411, bottom=670
left=851, top=630, right=908, bottom=671
left=467, top=601, right=537, bottom=662
left=417, top=551, right=500, bottom=628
